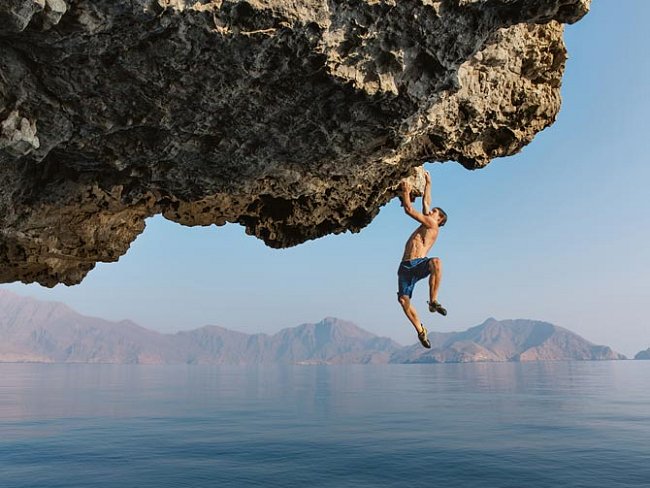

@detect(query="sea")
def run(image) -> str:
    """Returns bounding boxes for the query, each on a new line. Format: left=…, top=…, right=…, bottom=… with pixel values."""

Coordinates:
left=0, top=361, right=649, bottom=488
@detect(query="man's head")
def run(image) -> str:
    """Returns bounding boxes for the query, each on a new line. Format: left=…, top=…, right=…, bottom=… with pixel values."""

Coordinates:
left=431, top=207, right=447, bottom=227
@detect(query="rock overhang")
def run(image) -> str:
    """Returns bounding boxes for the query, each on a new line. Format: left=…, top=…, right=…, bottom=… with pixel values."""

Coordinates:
left=0, top=0, right=590, bottom=286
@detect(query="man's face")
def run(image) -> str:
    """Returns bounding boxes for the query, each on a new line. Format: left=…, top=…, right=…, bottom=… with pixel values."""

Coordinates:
left=430, top=208, right=443, bottom=225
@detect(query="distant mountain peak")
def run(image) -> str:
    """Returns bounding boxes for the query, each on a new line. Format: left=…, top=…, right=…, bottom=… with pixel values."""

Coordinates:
left=0, top=288, right=81, bottom=327
left=481, top=317, right=499, bottom=325
left=635, top=348, right=650, bottom=360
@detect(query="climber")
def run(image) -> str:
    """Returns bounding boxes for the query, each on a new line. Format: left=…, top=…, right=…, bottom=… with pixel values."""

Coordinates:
left=397, top=170, right=448, bottom=349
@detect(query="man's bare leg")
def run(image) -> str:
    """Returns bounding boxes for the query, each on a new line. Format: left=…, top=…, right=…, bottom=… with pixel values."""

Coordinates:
left=398, top=295, right=423, bottom=333
left=428, top=257, right=442, bottom=303
left=428, top=257, right=447, bottom=315
left=399, top=295, right=431, bottom=348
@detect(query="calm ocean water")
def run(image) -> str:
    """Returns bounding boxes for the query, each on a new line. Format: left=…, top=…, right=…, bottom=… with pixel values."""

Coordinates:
left=0, top=361, right=649, bottom=488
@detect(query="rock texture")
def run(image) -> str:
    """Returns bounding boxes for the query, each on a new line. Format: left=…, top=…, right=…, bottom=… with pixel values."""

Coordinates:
left=0, top=290, right=624, bottom=364
left=0, top=0, right=591, bottom=286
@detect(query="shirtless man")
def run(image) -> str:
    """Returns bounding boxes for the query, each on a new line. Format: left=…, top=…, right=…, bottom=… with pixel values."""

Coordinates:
left=397, top=171, right=447, bottom=349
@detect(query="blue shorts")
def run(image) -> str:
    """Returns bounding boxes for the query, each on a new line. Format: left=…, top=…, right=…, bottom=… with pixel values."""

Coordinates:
left=397, top=258, right=431, bottom=298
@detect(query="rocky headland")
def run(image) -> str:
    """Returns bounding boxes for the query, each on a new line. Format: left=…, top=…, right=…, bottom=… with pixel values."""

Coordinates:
left=392, top=317, right=626, bottom=363
left=634, top=348, right=650, bottom=360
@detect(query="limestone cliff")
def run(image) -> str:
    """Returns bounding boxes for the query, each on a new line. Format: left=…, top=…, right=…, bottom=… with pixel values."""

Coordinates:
left=0, top=0, right=590, bottom=286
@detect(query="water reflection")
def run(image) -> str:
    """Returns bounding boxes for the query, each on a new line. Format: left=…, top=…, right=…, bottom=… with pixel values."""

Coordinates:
left=1, top=362, right=649, bottom=488
left=1, top=361, right=648, bottom=422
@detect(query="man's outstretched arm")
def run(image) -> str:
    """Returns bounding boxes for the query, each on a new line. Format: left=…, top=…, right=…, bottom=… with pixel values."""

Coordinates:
left=422, top=170, right=431, bottom=215
left=401, top=180, right=431, bottom=226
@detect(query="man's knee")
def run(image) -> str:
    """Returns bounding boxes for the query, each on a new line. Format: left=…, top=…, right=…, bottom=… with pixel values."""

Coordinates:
left=429, top=257, right=441, bottom=270
left=397, top=295, right=410, bottom=308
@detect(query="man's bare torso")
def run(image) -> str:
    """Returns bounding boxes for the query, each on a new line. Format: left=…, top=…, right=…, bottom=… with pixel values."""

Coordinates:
left=401, top=222, right=439, bottom=262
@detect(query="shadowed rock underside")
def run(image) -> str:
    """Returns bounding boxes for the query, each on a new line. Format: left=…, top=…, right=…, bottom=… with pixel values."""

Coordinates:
left=0, top=0, right=590, bottom=286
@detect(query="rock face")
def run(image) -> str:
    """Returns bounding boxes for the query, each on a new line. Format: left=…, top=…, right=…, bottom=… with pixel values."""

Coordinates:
left=0, top=0, right=591, bottom=286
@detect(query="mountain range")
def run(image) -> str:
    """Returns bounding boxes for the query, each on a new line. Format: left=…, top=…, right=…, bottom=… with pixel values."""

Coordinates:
left=0, top=289, right=627, bottom=364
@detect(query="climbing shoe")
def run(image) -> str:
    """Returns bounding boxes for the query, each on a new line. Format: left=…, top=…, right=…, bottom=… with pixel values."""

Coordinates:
left=428, top=300, right=447, bottom=316
left=418, top=325, right=431, bottom=349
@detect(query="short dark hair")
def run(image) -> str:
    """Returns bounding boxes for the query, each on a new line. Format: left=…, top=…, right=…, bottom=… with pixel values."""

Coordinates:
left=435, top=207, right=447, bottom=226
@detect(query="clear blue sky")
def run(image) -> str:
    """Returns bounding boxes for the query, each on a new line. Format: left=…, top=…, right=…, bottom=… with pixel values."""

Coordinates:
left=4, top=1, right=649, bottom=356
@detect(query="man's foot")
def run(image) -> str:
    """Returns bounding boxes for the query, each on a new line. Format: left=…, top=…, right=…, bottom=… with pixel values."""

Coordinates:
left=428, top=300, right=447, bottom=316
left=418, top=325, right=431, bottom=349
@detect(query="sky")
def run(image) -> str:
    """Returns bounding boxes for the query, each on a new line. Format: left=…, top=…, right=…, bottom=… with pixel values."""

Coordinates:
left=3, top=1, right=649, bottom=357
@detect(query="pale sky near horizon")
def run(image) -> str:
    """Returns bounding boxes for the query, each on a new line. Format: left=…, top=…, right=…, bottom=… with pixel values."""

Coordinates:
left=3, top=1, right=649, bottom=357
